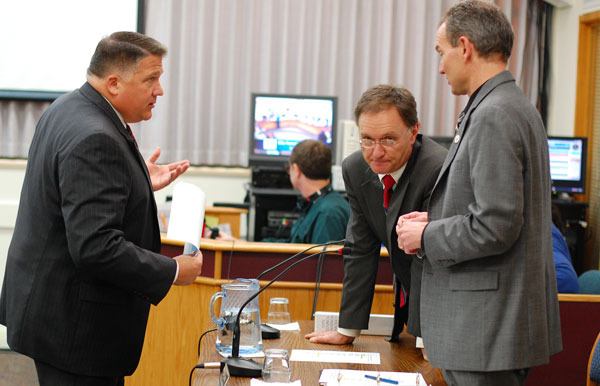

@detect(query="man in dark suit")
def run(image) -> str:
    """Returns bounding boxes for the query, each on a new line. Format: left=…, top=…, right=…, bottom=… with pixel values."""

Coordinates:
left=0, top=32, right=203, bottom=385
left=396, top=2, right=562, bottom=385
left=305, top=85, right=446, bottom=351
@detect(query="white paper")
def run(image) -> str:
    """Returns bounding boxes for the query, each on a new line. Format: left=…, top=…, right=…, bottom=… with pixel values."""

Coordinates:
left=166, top=182, right=206, bottom=249
left=290, top=350, right=380, bottom=364
left=266, top=322, right=301, bottom=331
left=250, top=379, right=301, bottom=386
left=319, top=369, right=427, bottom=386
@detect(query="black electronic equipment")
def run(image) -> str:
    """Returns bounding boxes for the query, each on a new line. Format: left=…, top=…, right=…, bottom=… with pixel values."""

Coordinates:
left=251, top=166, right=292, bottom=189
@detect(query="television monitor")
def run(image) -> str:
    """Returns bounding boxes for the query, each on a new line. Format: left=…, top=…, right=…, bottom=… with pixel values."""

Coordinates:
left=249, top=93, right=337, bottom=167
left=547, top=136, right=587, bottom=194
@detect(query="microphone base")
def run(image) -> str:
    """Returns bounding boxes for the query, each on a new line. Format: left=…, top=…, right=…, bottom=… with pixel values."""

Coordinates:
left=261, top=323, right=281, bottom=339
left=225, top=357, right=263, bottom=377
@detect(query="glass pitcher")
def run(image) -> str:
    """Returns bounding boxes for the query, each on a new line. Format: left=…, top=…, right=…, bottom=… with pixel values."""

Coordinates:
left=209, top=278, right=263, bottom=356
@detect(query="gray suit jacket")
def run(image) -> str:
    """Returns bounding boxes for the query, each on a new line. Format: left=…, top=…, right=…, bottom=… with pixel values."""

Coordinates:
left=339, top=135, right=446, bottom=336
left=0, top=83, right=177, bottom=376
left=421, top=71, right=562, bottom=371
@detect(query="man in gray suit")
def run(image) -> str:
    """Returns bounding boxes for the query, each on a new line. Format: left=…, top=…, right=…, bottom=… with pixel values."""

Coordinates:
left=306, top=85, right=446, bottom=349
left=0, top=32, right=203, bottom=385
left=396, top=2, right=562, bottom=385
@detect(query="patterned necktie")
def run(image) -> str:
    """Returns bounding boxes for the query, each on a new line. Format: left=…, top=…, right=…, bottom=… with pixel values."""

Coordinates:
left=125, top=124, right=138, bottom=148
left=382, top=174, right=395, bottom=210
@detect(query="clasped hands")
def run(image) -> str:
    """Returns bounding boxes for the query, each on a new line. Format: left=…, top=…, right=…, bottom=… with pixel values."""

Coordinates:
left=396, top=211, right=428, bottom=255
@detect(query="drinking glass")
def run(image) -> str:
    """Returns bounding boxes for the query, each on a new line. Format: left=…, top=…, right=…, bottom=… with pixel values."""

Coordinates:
left=267, top=297, right=291, bottom=324
left=262, top=348, right=292, bottom=382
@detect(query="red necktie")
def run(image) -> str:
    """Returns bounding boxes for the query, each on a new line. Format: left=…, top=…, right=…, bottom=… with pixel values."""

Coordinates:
left=382, top=174, right=395, bottom=209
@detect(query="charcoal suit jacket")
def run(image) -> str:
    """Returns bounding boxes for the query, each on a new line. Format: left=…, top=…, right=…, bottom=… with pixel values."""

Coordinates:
left=0, top=82, right=177, bottom=376
left=339, top=135, right=446, bottom=337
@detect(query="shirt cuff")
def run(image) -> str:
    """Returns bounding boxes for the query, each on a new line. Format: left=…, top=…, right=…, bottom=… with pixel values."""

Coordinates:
left=337, top=327, right=361, bottom=337
left=417, top=222, right=430, bottom=260
left=173, top=261, right=179, bottom=284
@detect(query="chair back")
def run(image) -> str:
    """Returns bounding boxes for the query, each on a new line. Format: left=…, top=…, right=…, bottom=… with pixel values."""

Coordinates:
left=588, top=332, right=600, bottom=386
left=579, top=270, right=600, bottom=294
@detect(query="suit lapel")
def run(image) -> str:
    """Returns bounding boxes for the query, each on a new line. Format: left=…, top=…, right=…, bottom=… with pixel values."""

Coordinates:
left=79, top=83, right=153, bottom=189
left=431, top=71, right=515, bottom=192
left=361, top=166, right=387, bottom=240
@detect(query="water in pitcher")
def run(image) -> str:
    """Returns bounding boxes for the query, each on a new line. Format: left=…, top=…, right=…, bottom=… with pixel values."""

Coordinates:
left=215, top=306, right=263, bottom=356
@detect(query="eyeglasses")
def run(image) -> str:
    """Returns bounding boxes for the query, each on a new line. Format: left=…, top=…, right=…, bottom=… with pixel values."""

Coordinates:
left=359, top=138, right=398, bottom=148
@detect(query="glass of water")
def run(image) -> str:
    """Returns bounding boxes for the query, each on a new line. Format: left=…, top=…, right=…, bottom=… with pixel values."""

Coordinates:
left=262, top=348, right=292, bottom=382
left=267, top=297, right=291, bottom=325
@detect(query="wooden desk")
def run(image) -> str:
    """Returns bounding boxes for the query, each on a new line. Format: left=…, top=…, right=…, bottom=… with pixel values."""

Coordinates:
left=191, top=321, right=446, bottom=386
left=124, top=240, right=395, bottom=386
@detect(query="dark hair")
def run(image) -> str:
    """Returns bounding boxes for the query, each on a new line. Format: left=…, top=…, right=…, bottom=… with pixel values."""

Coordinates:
left=87, top=31, right=167, bottom=78
left=290, top=140, right=332, bottom=180
left=441, top=0, right=513, bottom=62
left=354, top=84, right=418, bottom=128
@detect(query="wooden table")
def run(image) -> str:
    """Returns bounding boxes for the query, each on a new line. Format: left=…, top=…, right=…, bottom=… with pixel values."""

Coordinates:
left=191, top=321, right=446, bottom=385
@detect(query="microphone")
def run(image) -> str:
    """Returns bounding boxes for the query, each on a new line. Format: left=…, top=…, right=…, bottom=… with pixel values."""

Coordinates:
left=226, top=246, right=345, bottom=377
left=256, top=239, right=345, bottom=279
left=258, top=239, right=346, bottom=340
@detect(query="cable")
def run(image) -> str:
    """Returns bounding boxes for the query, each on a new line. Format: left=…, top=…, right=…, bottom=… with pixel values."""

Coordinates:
left=197, top=328, right=217, bottom=357
left=188, top=361, right=224, bottom=386
left=225, top=238, right=235, bottom=279
left=189, top=328, right=219, bottom=386
left=311, top=245, right=327, bottom=320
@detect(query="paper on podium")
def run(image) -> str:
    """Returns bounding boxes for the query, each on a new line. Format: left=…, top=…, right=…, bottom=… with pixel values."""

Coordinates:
left=319, top=369, right=427, bottom=386
left=166, top=182, right=206, bottom=250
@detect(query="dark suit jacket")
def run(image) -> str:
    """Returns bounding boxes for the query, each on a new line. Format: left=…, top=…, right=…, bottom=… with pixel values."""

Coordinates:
left=0, top=82, right=177, bottom=377
left=422, top=71, right=562, bottom=370
left=338, top=135, right=446, bottom=337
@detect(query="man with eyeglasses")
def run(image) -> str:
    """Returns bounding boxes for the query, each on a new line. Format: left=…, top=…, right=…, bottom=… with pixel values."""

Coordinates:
left=305, top=85, right=447, bottom=353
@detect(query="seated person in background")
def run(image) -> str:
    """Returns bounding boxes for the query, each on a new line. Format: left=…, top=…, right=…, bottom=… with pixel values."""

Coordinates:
left=551, top=224, right=579, bottom=293
left=552, top=206, right=579, bottom=293
left=285, top=139, right=350, bottom=244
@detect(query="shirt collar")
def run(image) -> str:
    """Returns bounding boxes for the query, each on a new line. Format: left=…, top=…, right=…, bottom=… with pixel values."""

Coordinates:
left=101, top=95, right=127, bottom=129
left=377, top=164, right=406, bottom=189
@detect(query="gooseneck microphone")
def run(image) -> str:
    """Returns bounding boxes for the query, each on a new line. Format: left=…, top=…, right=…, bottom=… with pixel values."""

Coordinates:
left=258, top=239, right=346, bottom=339
left=226, top=243, right=347, bottom=377
left=256, top=239, right=345, bottom=280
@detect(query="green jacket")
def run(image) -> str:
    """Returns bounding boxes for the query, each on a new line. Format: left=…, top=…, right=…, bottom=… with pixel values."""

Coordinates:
left=289, top=190, right=350, bottom=244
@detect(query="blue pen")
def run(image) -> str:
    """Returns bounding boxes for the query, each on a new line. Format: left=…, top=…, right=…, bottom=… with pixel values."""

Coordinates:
left=364, top=374, right=399, bottom=385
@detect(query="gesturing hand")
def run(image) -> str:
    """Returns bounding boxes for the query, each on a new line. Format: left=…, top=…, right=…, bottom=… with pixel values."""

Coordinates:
left=145, top=147, right=190, bottom=191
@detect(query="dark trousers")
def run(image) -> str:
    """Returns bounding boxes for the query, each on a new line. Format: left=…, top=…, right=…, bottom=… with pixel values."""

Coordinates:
left=442, top=368, right=529, bottom=386
left=35, top=360, right=124, bottom=386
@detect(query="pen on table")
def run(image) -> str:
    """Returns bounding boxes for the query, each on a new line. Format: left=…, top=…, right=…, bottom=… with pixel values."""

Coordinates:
left=364, top=374, right=399, bottom=385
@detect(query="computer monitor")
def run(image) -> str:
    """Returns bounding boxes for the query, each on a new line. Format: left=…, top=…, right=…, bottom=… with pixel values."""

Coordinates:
left=547, top=136, right=587, bottom=194
left=249, top=93, right=337, bottom=167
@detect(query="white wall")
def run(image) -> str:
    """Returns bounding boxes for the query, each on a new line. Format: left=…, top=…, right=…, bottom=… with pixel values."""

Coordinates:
left=547, top=0, right=600, bottom=135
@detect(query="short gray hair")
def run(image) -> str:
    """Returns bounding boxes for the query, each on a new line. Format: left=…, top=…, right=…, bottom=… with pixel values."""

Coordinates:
left=441, top=0, right=513, bottom=62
